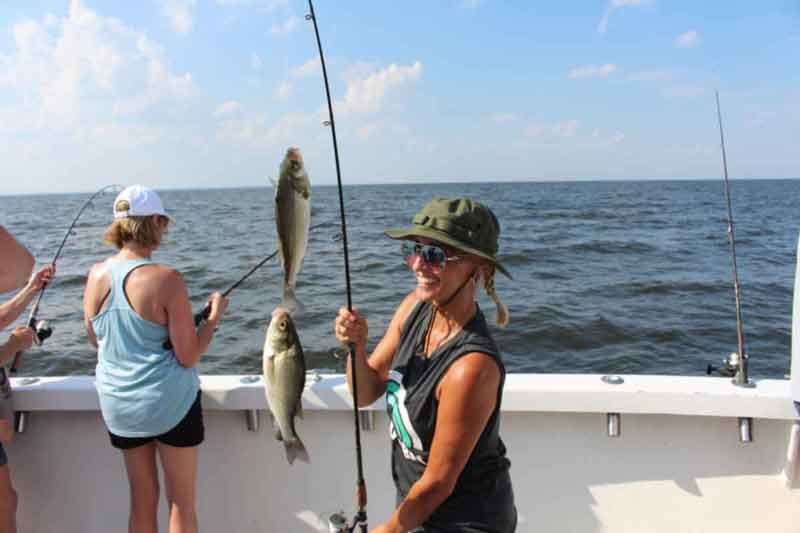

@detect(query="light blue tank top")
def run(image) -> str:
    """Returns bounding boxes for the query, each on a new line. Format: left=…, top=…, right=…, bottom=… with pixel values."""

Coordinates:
left=92, top=259, right=199, bottom=437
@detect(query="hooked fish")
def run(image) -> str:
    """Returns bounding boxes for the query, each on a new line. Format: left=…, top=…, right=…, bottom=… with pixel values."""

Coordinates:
left=273, top=147, right=311, bottom=312
left=262, top=307, right=310, bottom=465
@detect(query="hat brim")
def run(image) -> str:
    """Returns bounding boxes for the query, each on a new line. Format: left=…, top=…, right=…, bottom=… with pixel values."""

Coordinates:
left=385, top=226, right=512, bottom=280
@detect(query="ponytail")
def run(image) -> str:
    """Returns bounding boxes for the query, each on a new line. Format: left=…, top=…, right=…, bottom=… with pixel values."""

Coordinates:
left=484, top=271, right=509, bottom=327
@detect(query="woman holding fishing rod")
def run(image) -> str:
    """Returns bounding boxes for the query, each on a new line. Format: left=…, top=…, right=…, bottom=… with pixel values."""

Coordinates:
left=83, top=185, right=228, bottom=533
left=334, top=198, right=517, bottom=533
left=0, top=225, right=54, bottom=533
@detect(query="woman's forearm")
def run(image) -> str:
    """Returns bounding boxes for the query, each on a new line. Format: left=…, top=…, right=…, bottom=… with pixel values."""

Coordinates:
left=385, top=477, right=453, bottom=532
left=0, top=286, right=35, bottom=330
left=346, top=345, right=384, bottom=407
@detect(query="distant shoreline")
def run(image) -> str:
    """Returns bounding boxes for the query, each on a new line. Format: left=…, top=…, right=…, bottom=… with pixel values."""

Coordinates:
left=2, top=176, right=799, bottom=197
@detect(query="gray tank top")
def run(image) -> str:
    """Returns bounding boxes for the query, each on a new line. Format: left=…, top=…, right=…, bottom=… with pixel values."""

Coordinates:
left=387, top=301, right=516, bottom=532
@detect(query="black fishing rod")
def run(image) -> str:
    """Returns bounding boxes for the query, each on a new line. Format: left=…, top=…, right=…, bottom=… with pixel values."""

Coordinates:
left=11, top=184, right=122, bottom=372
left=305, top=2, right=367, bottom=532
left=715, top=91, right=750, bottom=387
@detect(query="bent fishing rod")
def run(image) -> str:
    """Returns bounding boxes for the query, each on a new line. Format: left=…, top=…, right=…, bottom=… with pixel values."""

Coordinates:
left=12, top=184, right=122, bottom=372
left=306, top=2, right=368, bottom=531
left=715, top=91, right=750, bottom=387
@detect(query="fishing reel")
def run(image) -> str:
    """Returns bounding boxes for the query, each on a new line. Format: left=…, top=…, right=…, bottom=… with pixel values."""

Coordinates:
left=706, top=352, right=741, bottom=378
left=327, top=511, right=367, bottom=533
left=29, top=318, right=53, bottom=346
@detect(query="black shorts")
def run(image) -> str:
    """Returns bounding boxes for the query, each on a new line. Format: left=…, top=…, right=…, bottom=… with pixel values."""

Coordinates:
left=108, top=392, right=204, bottom=450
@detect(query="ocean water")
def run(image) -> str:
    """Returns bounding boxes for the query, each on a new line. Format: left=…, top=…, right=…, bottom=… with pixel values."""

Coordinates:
left=1, top=179, right=797, bottom=379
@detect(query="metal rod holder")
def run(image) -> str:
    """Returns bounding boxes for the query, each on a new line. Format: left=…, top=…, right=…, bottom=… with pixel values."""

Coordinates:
left=738, top=417, right=753, bottom=443
left=358, top=410, right=374, bottom=432
left=14, top=411, right=27, bottom=434
left=245, top=409, right=260, bottom=432
left=607, top=413, right=621, bottom=437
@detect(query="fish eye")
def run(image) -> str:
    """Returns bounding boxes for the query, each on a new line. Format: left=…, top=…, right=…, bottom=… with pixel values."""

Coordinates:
left=279, top=320, right=287, bottom=330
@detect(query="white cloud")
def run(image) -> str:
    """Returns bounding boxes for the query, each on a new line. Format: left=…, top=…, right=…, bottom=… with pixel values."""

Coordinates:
left=552, top=120, right=580, bottom=137
left=675, top=30, right=700, bottom=48
left=291, top=58, right=321, bottom=78
left=158, top=0, right=197, bottom=35
left=567, top=63, right=617, bottom=79
left=609, top=131, right=625, bottom=144
left=335, top=61, right=423, bottom=115
left=251, top=53, right=263, bottom=70
left=0, top=0, right=197, bottom=131
left=274, top=81, right=291, bottom=100
left=492, top=113, right=518, bottom=124
left=214, top=100, right=242, bottom=116
left=627, top=69, right=675, bottom=82
left=598, top=0, right=652, bottom=34
left=270, top=16, right=298, bottom=35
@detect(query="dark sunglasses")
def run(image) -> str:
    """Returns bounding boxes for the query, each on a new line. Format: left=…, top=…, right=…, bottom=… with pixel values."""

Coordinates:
left=402, top=241, right=462, bottom=272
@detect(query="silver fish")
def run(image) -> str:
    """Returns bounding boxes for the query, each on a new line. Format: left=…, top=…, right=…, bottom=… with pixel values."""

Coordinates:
left=273, top=147, right=310, bottom=312
left=263, top=307, right=309, bottom=465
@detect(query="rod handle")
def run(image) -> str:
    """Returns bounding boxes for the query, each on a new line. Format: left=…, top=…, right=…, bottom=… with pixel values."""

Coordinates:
left=163, top=305, right=211, bottom=350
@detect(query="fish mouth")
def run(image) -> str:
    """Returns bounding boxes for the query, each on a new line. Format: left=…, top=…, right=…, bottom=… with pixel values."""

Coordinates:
left=285, top=147, right=303, bottom=163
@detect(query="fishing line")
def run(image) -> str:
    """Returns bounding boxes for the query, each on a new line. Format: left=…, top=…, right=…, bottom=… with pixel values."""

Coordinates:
left=11, top=184, right=122, bottom=372
left=715, top=91, right=750, bottom=387
left=305, top=2, right=368, bottom=531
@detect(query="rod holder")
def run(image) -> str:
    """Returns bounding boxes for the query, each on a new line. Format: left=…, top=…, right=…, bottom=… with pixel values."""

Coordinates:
left=14, top=411, right=27, bottom=434
left=738, top=417, right=753, bottom=443
left=245, top=409, right=260, bottom=432
left=607, top=413, right=621, bottom=437
left=358, top=410, right=374, bottom=432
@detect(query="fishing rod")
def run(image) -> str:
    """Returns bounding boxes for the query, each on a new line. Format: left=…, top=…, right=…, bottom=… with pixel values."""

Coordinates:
left=11, top=184, right=122, bottom=372
left=715, top=91, right=751, bottom=388
left=305, top=2, right=367, bottom=532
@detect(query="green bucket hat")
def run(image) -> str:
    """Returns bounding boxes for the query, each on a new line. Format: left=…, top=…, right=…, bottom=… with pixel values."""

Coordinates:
left=384, top=197, right=512, bottom=280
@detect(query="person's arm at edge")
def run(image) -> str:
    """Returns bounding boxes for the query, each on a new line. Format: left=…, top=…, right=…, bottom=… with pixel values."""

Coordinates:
left=0, top=226, right=34, bottom=294
left=0, top=265, right=55, bottom=330
left=381, top=352, right=502, bottom=532
left=343, top=291, right=419, bottom=407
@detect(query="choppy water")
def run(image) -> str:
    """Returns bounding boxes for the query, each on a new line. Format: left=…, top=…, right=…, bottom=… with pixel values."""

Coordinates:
left=1, top=180, right=797, bottom=379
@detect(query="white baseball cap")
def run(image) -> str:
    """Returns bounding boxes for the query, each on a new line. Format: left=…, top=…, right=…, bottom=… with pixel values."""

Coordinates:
left=113, top=185, right=169, bottom=219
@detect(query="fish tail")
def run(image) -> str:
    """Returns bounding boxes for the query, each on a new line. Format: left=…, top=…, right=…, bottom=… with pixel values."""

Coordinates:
left=284, top=437, right=310, bottom=465
left=281, top=286, right=303, bottom=314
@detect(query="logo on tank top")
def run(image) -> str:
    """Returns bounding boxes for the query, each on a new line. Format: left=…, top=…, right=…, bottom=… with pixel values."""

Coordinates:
left=386, top=370, right=427, bottom=465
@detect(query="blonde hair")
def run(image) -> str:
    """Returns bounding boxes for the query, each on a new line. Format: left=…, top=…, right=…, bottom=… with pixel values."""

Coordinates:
left=483, top=269, right=509, bottom=327
left=104, top=200, right=168, bottom=249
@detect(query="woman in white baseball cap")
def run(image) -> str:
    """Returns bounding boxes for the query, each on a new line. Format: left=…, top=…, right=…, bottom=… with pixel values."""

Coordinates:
left=83, top=185, right=229, bottom=533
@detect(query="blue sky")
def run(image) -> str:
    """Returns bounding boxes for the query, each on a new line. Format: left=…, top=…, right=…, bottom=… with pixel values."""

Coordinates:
left=0, top=0, right=797, bottom=194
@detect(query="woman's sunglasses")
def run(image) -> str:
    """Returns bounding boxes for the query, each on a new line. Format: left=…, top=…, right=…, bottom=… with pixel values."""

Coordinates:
left=402, top=241, right=462, bottom=272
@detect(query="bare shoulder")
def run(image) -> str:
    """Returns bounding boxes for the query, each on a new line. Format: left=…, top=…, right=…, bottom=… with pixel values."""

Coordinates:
left=87, top=261, right=110, bottom=284
left=444, top=352, right=501, bottom=389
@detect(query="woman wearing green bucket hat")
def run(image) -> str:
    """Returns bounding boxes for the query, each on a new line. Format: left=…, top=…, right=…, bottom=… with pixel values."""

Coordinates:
left=334, top=197, right=516, bottom=532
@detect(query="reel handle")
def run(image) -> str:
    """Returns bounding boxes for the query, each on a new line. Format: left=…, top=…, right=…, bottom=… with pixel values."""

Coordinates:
left=162, top=304, right=211, bottom=351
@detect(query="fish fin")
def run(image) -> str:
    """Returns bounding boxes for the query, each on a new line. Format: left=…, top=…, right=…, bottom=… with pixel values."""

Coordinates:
left=284, top=438, right=310, bottom=465
left=267, top=176, right=277, bottom=188
left=274, top=425, right=283, bottom=442
left=296, top=398, right=304, bottom=419
left=281, top=287, right=303, bottom=314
